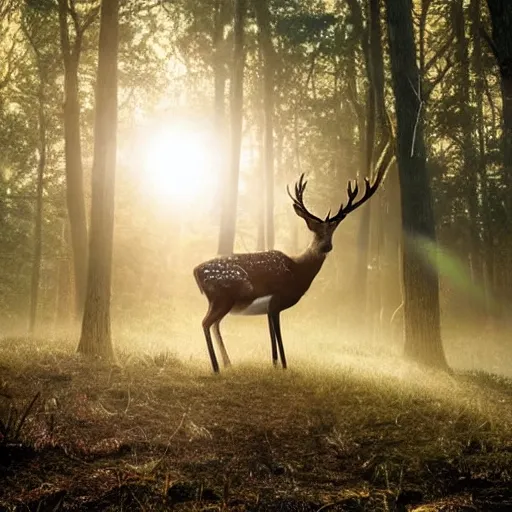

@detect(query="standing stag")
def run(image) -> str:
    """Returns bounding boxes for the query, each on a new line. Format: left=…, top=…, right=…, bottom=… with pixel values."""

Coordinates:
left=194, top=142, right=394, bottom=373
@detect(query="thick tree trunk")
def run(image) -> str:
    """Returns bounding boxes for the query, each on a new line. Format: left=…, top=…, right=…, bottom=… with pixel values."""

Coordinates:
left=29, top=80, right=46, bottom=335
left=253, top=0, right=275, bottom=250
left=218, top=0, right=246, bottom=255
left=485, top=1, right=512, bottom=316
left=385, top=0, right=449, bottom=370
left=485, top=1, right=512, bottom=198
left=78, top=0, right=119, bottom=360
left=58, top=0, right=89, bottom=318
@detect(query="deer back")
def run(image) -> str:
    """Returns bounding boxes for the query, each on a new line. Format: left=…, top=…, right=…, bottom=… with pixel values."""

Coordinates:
left=194, top=250, right=322, bottom=312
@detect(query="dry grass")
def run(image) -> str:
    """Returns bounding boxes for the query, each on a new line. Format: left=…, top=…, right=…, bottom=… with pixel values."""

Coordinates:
left=1, top=335, right=512, bottom=511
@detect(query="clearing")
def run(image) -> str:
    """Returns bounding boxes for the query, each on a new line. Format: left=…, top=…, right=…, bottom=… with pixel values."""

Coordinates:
left=1, top=336, right=512, bottom=511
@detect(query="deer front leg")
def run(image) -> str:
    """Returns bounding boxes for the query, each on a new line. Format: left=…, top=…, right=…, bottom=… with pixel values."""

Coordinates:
left=271, top=312, right=287, bottom=369
left=267, top=314, right=278, bottom=366
left=202, top=321, right=219, bottom=373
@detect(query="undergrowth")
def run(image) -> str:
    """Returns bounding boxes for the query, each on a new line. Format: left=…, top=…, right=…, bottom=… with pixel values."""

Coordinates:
left=0, top=336, right=511, bottom=511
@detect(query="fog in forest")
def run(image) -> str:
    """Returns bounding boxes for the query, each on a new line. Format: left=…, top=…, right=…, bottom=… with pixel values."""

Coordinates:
left=3, top=1, right=512, bottom=508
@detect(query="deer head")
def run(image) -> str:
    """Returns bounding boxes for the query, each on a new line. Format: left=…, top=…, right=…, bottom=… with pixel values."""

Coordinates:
left=287, top=140, right=393, bottom=254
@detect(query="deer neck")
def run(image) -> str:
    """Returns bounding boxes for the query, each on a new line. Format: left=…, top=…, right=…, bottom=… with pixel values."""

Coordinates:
left=292, top=243, right=328, bottom=286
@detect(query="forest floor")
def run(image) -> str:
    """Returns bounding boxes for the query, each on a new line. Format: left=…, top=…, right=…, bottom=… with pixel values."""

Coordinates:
left=1, top=336, right=512, bottom=511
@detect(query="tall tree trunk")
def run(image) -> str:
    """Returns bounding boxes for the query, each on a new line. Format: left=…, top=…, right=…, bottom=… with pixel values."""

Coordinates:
left=453, top=0, right=481, bottom=287
left=291, top=105, right=301, bottom=254
left=484, top=0, right=512, bottom=315
left=55, top=218, right=73, bottom=330
left=58, top=0, right=90, bottom=318
left=369, top=0, right=402, bottom=337
left=78, top=0, right=119, bottom=360
left=256, top=106, right=266, bottom=251
left=344, top=0, right=371, bottom=324
left=253, top=0, right=275, bottom=250
left=471, top=0, right=494, bottom=313
left=29, top=71, right=46, bottom=335
left=212, top=0, right=228, bottom=211
left=218, top=0, right=246, bottom=255
left=385, top=0, right=449, bottom=370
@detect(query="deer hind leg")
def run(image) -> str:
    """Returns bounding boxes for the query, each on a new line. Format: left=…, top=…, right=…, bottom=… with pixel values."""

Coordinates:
left=270, top=312, right=287, bottom=369
left=267, top=314, right=278, bottom=367
left=202, top=299, right=233, bottom=373
left=212, top=321, right=231, bottom=368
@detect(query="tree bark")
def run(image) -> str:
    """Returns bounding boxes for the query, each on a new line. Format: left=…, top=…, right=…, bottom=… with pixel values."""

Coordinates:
left=57, top=0, right=92, bottom=318
left=29, top=64, right=46, bottom=335
left=55, top=218, right=73, bottom=330
left=471, top=0, right=494, bottom=313
left=217, top=0, right=246, bottom=255
left=484, top=0, right=512, bottom=314
left=385, top=0, right=449, bottom=370
left=256, top=107, right=266, bottom=251
left=78, top=0, right=119, bottom=360
left=344, top=0, right=371, bottom=325
left=369, top=0, right=402, bottom=339
left=212, top=0, right=228, bottom=213
left=253, top=0, right=275, bottom=250
left=453, top=0, right=481, bottom=287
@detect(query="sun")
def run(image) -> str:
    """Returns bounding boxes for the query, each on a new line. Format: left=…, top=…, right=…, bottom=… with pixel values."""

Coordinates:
left=142, top=125, right=214, bottom=204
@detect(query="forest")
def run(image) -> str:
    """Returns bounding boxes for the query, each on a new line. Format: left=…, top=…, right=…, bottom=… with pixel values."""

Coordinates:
left=1, top=0, right=512, bottom=510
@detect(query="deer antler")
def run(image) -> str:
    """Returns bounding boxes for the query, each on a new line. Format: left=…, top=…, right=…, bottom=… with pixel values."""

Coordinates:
left=287, top=173, right=324, bottom=223
left=328, top=138, right=395, bottom=223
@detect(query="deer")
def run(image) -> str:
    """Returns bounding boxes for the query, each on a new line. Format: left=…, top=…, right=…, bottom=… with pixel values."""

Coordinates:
left=194, top=141, right=395, bottom=373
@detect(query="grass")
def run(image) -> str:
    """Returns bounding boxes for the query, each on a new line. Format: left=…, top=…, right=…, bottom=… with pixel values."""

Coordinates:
left=1, top=335, right=512, bottom=511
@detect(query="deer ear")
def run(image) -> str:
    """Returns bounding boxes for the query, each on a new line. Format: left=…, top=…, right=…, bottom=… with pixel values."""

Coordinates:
left=293, top=204, right=321, bottom=231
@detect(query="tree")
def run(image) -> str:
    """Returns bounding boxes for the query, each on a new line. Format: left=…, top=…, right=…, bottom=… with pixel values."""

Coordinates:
left=217, top=0, right=246, bottom=255
left=78, top=0, right=119, bottom=359
left=342, top=0, right=373, bottom=327
left=482, top=0, right=512, bottom=316
left=452, top=0, right=481, bottom=285
left=253, top=0, right=275, bottom=250
left=385, top=0, right=449, bottom=370
left=212, top=0, right=229, bottom=208
left=470, top=0, right=494, bottom=312
left=369, top=0, right=402, bottom=339
left=22, top=11, right=49, bottom=335
left=57, top=0, right=99, bottom=318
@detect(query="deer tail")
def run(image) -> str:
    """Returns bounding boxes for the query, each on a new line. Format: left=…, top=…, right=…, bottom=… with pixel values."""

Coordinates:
left=193, top=267, right=204, bottom=295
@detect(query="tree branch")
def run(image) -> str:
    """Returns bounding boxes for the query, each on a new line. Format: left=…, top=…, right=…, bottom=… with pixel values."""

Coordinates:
left=81, top=4, right=101, bottom=33
left=424, top=32, right=455, bottom=74
left=68, top=0, right=80, bottom=38
left=0, top=36, right=18, bottom=89
left=425, top=57, right=453, bottom=99
left=479, top=26, right=500, bottom=62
